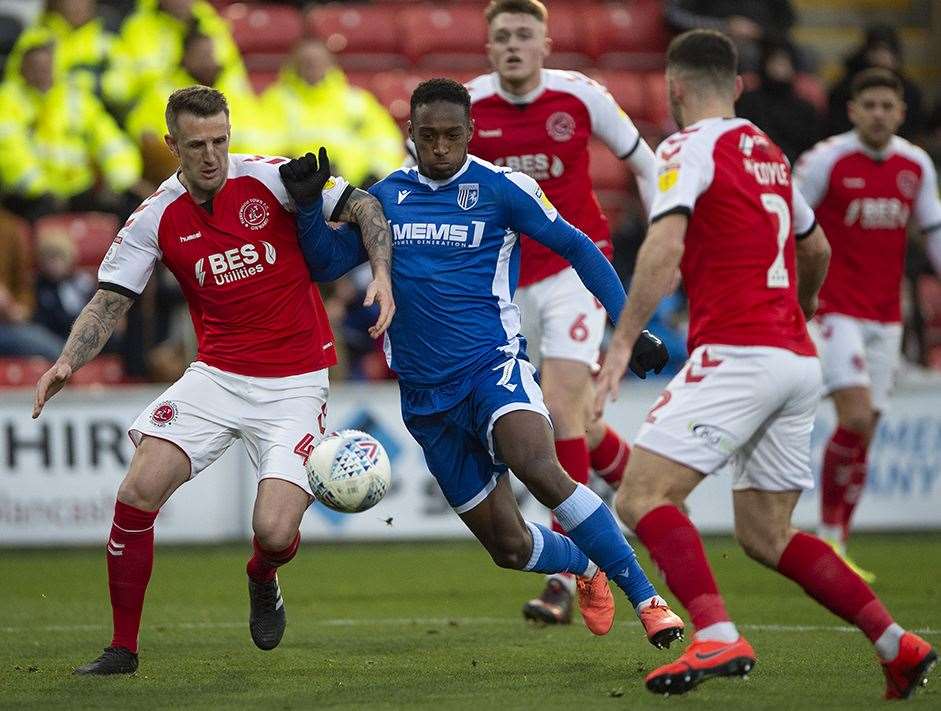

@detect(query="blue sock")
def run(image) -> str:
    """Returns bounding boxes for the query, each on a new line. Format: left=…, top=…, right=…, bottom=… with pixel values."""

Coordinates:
left=523, top=521, right=590, bottom=575
left=553, top=484, right=657, bottom=607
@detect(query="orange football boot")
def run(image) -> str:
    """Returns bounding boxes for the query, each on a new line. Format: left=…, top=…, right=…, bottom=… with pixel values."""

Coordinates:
left=881, top=632, right=937, bottom=700
left=645, top=636, right=756, bottom=695
left=640, top=601, right=685, bottom=649
left=576, top=569, right=615, bottom=635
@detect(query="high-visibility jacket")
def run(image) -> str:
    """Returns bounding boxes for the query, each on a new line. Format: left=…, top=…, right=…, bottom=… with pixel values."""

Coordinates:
left=34, top=10, right=115, bottom=92
left=102, top=0, right=245, bottom=110
left=126, top=68, right=283, bottom=156
left=262, top=67, right=404, bottom=185
left=0, top=28, right=142, bottom=199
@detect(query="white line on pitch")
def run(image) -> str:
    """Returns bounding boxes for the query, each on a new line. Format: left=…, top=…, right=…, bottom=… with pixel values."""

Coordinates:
left=0, top=619, right=938, bottom=635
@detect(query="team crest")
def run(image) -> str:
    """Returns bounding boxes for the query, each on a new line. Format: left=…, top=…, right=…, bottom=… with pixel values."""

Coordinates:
left=457, top=183, right=479, bottom=210
left=239, top=198, right=270, bottom=230
left=546, top=111, right=575, bottom=142
left=897, top=170, right=918, bottom=199
left=150, top=401, right=179, bottom=427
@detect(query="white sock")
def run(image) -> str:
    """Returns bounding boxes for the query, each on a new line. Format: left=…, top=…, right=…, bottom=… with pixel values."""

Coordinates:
left=634, top=595, right=666, bottom=616
left=874, top=623, right=905, bottom=661
left=694, top=621, right=740, bottom=643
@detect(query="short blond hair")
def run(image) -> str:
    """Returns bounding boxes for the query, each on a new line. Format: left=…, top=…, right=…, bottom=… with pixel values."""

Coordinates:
left=484, top=0, right=547, bottom=24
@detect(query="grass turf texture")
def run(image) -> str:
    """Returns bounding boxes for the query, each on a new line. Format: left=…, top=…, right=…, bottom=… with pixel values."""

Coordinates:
left=1, top=533, right=938, bottom=710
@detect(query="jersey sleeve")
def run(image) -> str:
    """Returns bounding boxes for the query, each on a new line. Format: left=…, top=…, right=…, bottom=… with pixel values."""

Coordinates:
left=97, top=194, right=164, bottom=296
left=649, top=134, right=714, bottom=223
left=578, top=74, right=643, bottom=159
left=913, top=150, right=941, bottom=235
left=792, top=186, right=818, bottom=239
left=793, top=143, right=832, bottom=209
left=236, top=154, right=350, bottom=220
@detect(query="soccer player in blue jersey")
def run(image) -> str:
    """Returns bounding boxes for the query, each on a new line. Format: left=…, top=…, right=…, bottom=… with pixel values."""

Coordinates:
left=278, top=78, right=684, bottom=645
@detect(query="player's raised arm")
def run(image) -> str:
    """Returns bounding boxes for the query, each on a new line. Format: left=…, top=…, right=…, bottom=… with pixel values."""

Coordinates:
left=32, top=288, right=133, bottom=418
left=281, top=148, right=395, bottom=337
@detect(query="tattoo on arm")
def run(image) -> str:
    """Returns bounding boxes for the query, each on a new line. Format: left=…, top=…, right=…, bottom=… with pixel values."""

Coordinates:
left=337, top=189, right=392, bottom=274
left=60, top=289, right=133, bottom=371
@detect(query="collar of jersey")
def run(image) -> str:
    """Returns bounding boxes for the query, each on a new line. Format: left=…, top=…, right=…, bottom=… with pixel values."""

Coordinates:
left=850, top=131, right=898, bottom=162
left=492, top=69, right=546, bottom=105
left=412, top=156, right=472, bottom=190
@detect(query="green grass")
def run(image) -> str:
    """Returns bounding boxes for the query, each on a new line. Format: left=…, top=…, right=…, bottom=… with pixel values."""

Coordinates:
left=0, top=534, right=938, bottom=710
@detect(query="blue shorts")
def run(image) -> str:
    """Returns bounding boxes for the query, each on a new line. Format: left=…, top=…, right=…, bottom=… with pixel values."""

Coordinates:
left=402, top=352, right=550, bottom=513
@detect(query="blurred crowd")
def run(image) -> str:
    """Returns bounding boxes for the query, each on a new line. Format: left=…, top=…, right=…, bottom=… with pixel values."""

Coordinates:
left=0, top=0, right=940, bottom=384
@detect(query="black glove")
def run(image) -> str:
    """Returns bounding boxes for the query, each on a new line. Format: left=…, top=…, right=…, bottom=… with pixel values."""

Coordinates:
left=629, top=329, right=669, bottom=379
left=279, top=146, right=332, bottom=208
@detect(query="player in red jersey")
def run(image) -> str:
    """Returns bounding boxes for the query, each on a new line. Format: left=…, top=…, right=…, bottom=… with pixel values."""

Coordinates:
left=795, top=68, right=941, bottom=580
left=31, top=86, right=394, bottom=675
left=469, top=0, right=679, bottom=637
left=596, top=31, right=936, bottom=698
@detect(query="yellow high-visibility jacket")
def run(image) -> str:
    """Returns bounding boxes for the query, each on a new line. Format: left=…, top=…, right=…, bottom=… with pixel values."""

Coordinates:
left=34, top=10, right=115, bottom=91
left=126, top=68, right=283, bottom=156
left=262, top=67, right=404, bottom=186
left=0, top=29, right=142, bottom=200
left=102, top=0, right=245, bottom=110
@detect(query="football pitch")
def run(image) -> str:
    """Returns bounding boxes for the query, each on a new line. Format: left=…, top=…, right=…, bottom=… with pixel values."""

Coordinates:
left=1, top=534, right=938, bottom=710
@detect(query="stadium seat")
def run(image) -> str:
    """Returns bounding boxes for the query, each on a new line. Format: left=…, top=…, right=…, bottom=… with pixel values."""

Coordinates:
left=306, top=4, right=409, bottom=71
left=68, top=355, right=125, bottom=386
left=587, top=0, right=669, bottom=70
left=370, top=70, right=429, bottom=125
left=399, top=4, right=489, bottom=70
left=588, top=138, right=630, bottom=193
left=643, top=71, right=675, bottom=137
left=542, top=3, right=592, bottom=70
left=223, top=3, right=303, bottom=56
left=0, top=357, right=50, bottom=387
left=587, top=70, right=648, bottom=122
left=248, top=69, right=278, bottom=93
left=33, top=213, right=120, bottom=272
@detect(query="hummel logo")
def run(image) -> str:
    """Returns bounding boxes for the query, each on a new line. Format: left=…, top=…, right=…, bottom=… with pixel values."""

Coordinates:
left=179, top=231, right=201, bottom=243
left=479, top=128, right=503, bottom=138
left=843, top=177, right=865, bottom=189
left=397, top=190, right=412, bottom=204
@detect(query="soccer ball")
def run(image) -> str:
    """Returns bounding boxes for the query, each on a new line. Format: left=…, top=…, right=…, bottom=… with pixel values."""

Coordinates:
left=305, top=429, right=391, bottom=513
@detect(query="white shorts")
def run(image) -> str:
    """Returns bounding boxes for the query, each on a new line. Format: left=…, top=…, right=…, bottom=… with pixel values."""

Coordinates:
left=634, top=345, right=822, bottom=491
left=809, top=313, right=902, bottom=412
left=129, top=362, right=329, bottom=495
left=514, top=267, right=607, bottom=369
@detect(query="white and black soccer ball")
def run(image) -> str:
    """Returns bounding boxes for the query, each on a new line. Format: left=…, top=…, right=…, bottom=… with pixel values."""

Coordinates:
left=305, top=429, right=391, bottom=513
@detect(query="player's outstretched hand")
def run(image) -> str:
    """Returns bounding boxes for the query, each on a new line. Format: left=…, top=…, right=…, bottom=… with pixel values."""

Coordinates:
left=279, top=147, right=332, bottom=208
left=628, top=329, right=668, bottom=379
left=32, top=361, right=72, bottom=419
left=593, top=337, right=632, bottom=419
left=364, top=272, right=395, bottom=338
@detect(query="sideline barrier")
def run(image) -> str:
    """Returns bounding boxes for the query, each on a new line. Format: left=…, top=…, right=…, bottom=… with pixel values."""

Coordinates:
left=1, top=381, right=940, bottom=545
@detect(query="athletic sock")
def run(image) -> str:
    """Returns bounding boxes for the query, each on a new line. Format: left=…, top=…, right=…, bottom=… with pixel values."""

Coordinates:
left=777, top=531, right=897, bottom=657
left=634, top=504, right=731, bottom=632
left=841, top=441, right=870, bottom=540
left=523, top=521, right=591, bottom=575
left=820, top=427, right=864, bottom=535
left=108, top=500, right=158, bottom=654
left=550, top=437, right=590, bottom=534
left=589, top=426, right=631, bottom=488
left=246, top=533, right=300, bottom=583
left=552, top=483, right=657, bottom=608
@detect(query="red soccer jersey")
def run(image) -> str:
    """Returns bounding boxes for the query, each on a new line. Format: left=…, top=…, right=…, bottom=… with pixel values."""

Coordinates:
left=98, top=154, right=349, bottom=377
left=650, top=118, right=817, bottom=356
left=795, top=132, right=941, bottom=323
left=467, top=70, right=643, bottom=287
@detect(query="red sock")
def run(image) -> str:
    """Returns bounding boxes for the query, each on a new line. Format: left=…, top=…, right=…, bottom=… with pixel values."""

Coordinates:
left=777, top=531, right=893, bottom=642
left=108, top=500, right=158, bottom=654
left=589, top=426, right=631, bottom=488
left=634, top=504, right=730, bottom=631
left=246, top=533, right=301, bottom=582
left=550, top=437, right=590, bottom=533
left=820, top=427, right=865, bottom=530
left=841, top=443, right=869, bottom=539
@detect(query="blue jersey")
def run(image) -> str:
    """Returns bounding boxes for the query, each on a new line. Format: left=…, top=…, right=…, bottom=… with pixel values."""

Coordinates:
left=297, top=155, right=626, bottom=411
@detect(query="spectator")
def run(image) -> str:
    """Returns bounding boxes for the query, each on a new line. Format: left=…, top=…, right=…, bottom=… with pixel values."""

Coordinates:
left=102, top=0, right=244, bottom=112
left=0, top=208, right=63, bottom=361
left=25, top=0, right=115, bottom=93
left=0, top=28, right=148, bottom=221
left=664, top=0, right=796, bottom=71
left=262, top=38, right=404, bottom=186
left=32, top=230, right=97, bottom=341
left=826, top=25, right=925, bottom=139
left=125, top=30, right=277, bottom=183
left=736, top=37, right=821, bottom=163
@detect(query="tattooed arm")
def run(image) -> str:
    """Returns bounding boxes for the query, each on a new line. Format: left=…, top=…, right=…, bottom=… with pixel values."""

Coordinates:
left=32, top=289, right=133, bottom=418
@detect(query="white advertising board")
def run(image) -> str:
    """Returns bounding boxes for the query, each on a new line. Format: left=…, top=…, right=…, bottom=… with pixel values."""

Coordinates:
left=1, top=378, right=940, bottom=545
